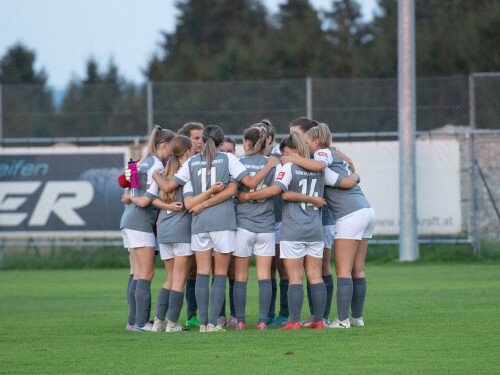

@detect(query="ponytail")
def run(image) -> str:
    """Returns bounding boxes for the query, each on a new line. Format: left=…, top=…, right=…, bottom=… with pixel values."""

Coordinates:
left=244, top=126, right=268, bottom=156
left=306, top=123, right=332, bottom=149
left=201, top=125, right=224, bottom=172
left=139, top=125, right=175, bottom=165
left=279, top=131, right=310, bottom=159
left=160, top=135, right=193, bottom=203
left=289, top=117, right=319, bottom=133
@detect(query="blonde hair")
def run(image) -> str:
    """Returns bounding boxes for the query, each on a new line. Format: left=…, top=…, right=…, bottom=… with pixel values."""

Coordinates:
left=139, top=125, right=175, bottom=165
left=201, top=125, right=224, bottom=171
left=253, top=119, right=274, bottom=144
left=160, top=136, right=193, bottom=203
left=306, top=123, right=332, bottom=149
left=279, top=131, right=310, bottom=159
left=244, top=126, right=268, bottom=156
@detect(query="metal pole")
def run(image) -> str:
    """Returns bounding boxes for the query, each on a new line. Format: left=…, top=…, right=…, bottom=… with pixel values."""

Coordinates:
left=468, top=74, right=481, bottom=256
left=0, top=239, right=4, bottom=268
left=0, top=84, right=3, bottom=141
left=398, top=0, right=419, bottom=261
left=306, top=77, right=313, bottom=119
left=147, top=81, right=153, bottom=135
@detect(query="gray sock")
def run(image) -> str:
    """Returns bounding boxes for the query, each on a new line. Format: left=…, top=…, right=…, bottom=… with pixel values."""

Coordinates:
left=155, top=288, right=170, bottom=321
left=167, top=290, right=184, bottom=324
left=351, top=278, right=366, bottom=319
left=128, top=279, right=137, bottom=325
left=310, top=282, right=327, bottom=323
left=135, top=279, right=151, bottom=327
left=186, top=279, right=197, bottom=320
left=127, top=274, right=133, bottom=306
left=146, top=293, right=152, bottom=322
left=195, top=274, right=210, bottom=325
left=336, top=277, right=353, bottom=321
left=229, top=279, right=236, bottom=317
left=233, top=281, right=247, bottom=324
left=287, top=284, right=304, bottom=324
left=258, top=279, right=272, bottom=324
left=307, top=282, right=314, bottom=316
left=323, top=274, right=334, bottom=320
left=267, top=278, right=277, bottom=319
left=212, top=276, right=226, bottom=318
left=279, top=279, right=289, bottom=317
left=209, top=275, right=228, bottom=326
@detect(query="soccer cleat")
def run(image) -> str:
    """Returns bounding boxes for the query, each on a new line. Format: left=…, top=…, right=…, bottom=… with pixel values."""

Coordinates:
left=226, top=316, right=238, bottom=327
left=186, top=316, right=201, bottom=328
left=265, top=316, right=274, bottom=325
left=207, top=323, right=226, bottom=332
left=133, top=322, right=154, bottom=331
left=255, top=322, right=267, bottom=330
left=217, top=316, right=227, bottom=328
left=279, top=321, right=300, bottom=330
left=328, top=318, right=351, bottom=328
left=152, top=318, right=166, bottom=332
left=235, top=322, right=247, bottom=331
left=305, top=320, right=324, bottom=329
left=126, top=324, right=134, bottom=331
left=301, top=315, right=314, bottom=327
left=199, top=325, right=207, bottom=333
left=268, top=315, right=289, bottom=326
left=323, top=318, right=331, bottom=326
left=349, top=317, right=364, bottom=327
left=166, top=321, right=187, bottom=332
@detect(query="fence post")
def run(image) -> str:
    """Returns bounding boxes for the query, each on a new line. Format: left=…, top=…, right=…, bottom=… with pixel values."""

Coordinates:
left=306, top=77, right=312, bottom=119
left=147, top=81, right=153, bottom=135
left=0, top=83, right=3, bottom=141
left=468, top=74, right=481, bottom=256
left=0, top=238, right=4, bottom=268
left=398, top=0, right=419, bottom=261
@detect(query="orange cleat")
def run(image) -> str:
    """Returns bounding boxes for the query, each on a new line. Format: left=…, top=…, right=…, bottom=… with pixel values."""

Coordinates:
left=279, top=321, right=300, bottom=330
left=235, top=322, right=248, bottom=331
left=305, top=320, right=324, bottom=329
left=255, top=322, right=267, bottom=330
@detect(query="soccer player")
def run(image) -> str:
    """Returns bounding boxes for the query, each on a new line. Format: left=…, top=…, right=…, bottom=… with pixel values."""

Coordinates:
left=232, top=125, right=278, bottom=330
left=288, top=117, right=336, bottom=326
left=220, top=136, right=236, bottom=154
left=284, top=122, right=375, bottom=328
left=120, top=126, right=175, bottom=331
left=153, top=125, right=279, bottom=332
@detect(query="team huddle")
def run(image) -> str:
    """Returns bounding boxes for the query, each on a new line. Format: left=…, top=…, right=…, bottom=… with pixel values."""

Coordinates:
left=120, top=117, right=375, bottom=332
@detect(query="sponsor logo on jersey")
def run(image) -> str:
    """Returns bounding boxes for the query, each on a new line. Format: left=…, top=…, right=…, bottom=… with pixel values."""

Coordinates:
left=318, top=152, right=328, bottom=157
left=276, top=171, right=285, bottom=180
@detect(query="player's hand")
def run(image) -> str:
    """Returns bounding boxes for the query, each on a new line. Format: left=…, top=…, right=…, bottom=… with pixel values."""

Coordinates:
left=266, top=156, right=280, bottom=168
left=189, top=202, right=206, bottom=215
left=121, top=193, right=132, bottom=205
left=351, top=172, right=361, bottom=184
left=312, top=197, right=326, bottom=208
left=169, top=202, right=184, bottom=212
left=237, top=192, right=249, bottom=204
left=280, top=155, right=292, bottom=165
left=209, top=181, right=224, bottom=193
left=333, top=151, right=355, bottom=172
left=124, top=167, right=131, bottom=182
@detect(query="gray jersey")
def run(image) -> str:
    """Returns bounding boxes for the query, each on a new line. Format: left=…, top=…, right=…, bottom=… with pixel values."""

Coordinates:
left=156, top=185, right=191, bottom=243
left=121, top=155, right=163, bottom=232
left=173, top=151, right=248, bottom=234
left=235, top=155, right=275, bottom=233
left=316, top=149, right=371, bottom=220
left=267, top=147, right=283, bottom=223
left=274, top=163, right=325, bottom=242
left=321, top=205, right=336, bottom=226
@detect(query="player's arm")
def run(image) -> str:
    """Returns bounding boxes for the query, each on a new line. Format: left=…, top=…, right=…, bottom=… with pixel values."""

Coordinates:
left=237, top=184, right=282, bottom=203
left=184, top=181, right=225, bottom=210
left=122, top=192, right=152, bottom=208
left=280, top=190, right=326, bottom=208
left=280, top=155, right=326, bottom=171
left=324, top=167, right=360, bottom=189
left=333, top=150, right=355, bottom=172
left=189, top=182, right=238, bottom=215
left=152, top=170, right=180, bottom=193
left=236, top=156, right=280, bottom=189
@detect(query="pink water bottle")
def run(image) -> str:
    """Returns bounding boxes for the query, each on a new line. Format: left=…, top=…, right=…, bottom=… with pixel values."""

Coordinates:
left=128, top=159, right=140, bottom=189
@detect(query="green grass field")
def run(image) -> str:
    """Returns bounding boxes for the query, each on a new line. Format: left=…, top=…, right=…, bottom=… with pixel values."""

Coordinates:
left=1, top=264, right=499, bottom=374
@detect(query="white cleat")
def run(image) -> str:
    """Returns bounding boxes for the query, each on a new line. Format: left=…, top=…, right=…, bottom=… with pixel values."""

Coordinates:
left=200, top=325, right=207, bottom=333
left=166, top=321, right=185, bottom=332
left=133, top=322, right=154, bottom=331
left=349, top=317, right=364, bottom=327
left=217, top=316, right=227, bottom=328
left=152, top=318, right=166, bottom=332
left=328, top=318, right=351, bottom=328
left=207, top=323, right=226, bottom=332
left=301, top=315, right=314, bottom=327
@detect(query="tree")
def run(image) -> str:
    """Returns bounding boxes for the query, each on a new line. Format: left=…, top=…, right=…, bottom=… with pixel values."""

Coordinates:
left=0, top=43, right=53, bottom=137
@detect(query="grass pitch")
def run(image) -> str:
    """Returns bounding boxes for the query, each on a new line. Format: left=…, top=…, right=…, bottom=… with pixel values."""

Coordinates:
left=1, top=263, right=499, bottom=374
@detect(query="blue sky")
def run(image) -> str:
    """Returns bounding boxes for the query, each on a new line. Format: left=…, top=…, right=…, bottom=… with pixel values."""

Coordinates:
left=0, top=0, right=379, bottom=88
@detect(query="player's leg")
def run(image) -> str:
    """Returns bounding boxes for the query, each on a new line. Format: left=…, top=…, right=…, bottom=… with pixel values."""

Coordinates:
left=133, top=245, right=156, bottom=331
left=350, top=238, right=368, bottom=327
left=279, top=241, right=305, bottom=329
left=322, top=224, right=335, bottom=324
left=267, top=253, right=277, bottom=324
left=127, top=251, right=138, bottom=330
left=304, top=242, right=326, bottom=328
left=233, top=256, right=250, bottom=329
left=269, top=244, right=290, bottom=325
left=192, top=232, right=213, bottom=331
left=226, top=256, right=236, bottom=326
left=152, top=247, right=174, bottom=332
left=185, top=256, right=199, bottom=327
left=255, top=254, right=273, bottom=330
